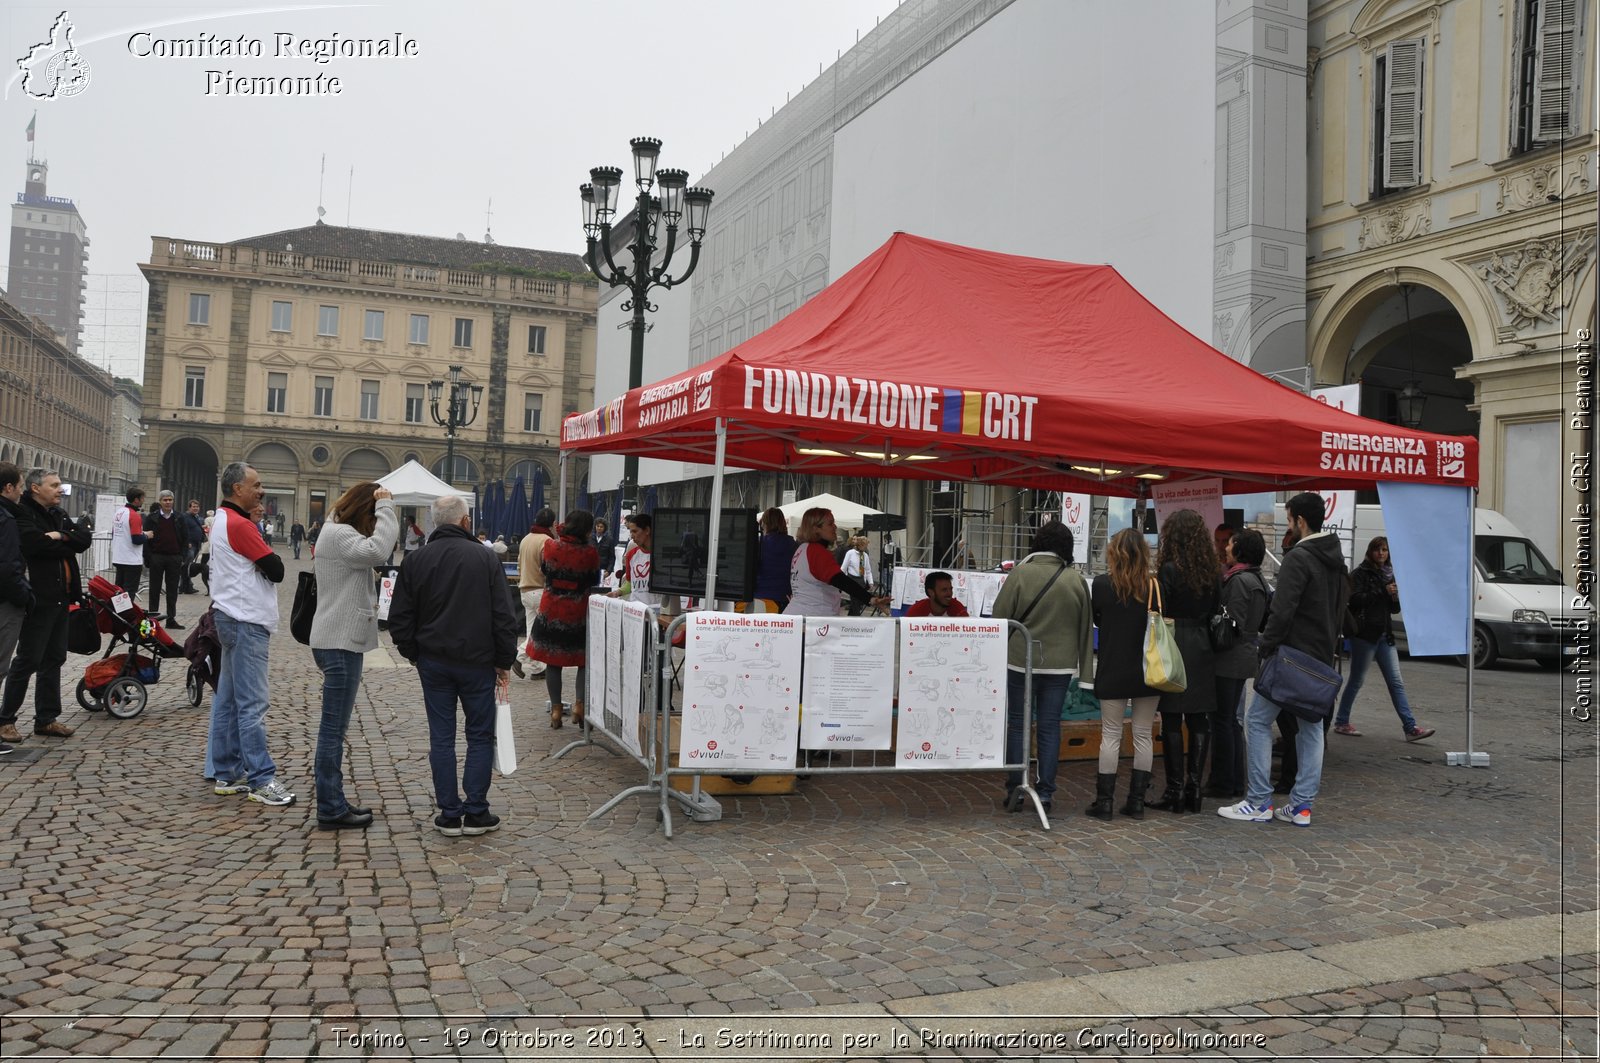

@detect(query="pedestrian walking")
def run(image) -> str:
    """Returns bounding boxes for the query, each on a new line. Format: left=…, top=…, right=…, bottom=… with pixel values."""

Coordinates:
left=179, top=500, right=205, bottom=593
left=514, top=508, right=556, bottom=680
left=290, top=520, right=306, bottom=561
left=388, top=495, right=518, bottom=837
left=1334, top=536, right=1436, bottom=742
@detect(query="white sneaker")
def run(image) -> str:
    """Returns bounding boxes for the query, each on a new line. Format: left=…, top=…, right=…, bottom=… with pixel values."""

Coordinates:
left=248, top=779, right=296, bottom=806
left=1217, top=799, right=1273, bottom=822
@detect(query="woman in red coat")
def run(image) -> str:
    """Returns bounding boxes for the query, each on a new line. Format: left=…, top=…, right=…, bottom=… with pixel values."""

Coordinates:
left=529, top=509, right=600, bottom=729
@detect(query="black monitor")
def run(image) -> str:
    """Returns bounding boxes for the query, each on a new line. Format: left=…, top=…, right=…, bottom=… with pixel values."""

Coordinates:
left=649, top=507, right=758, bottom=601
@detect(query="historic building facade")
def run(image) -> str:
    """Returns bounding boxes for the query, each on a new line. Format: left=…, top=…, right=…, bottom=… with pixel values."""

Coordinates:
left=0, top=295, right=116, bottom=515
left=138, top=224, right=597, bottom=527
left=1305, top=0, right=1596, bottom=564
left=8, top=158, right=89, bottom=355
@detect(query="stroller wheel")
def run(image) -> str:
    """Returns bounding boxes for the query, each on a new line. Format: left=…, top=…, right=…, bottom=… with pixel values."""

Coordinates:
left=103, top=676, right=148, bottom=719
left=77, top=678, right=104, bottom=712
left=186, top=665, right=203, bottom=708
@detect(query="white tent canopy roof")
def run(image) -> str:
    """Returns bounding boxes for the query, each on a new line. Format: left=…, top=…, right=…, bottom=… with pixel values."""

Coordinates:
left=376, top=460, right=476, bottom=509
left=778, top=492, right=881, bottom=532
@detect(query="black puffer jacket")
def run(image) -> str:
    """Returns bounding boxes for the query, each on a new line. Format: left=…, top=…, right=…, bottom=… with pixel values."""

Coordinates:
left=1260, top=531, right=1348, bottom=666
left=15, top=492, right=91, bottom=606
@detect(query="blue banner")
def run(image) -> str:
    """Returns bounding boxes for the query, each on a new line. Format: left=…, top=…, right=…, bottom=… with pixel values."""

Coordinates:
left=1377, top=482, right=1472, bottom=656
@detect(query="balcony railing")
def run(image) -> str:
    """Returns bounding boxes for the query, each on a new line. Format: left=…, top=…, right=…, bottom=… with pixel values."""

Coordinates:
left=148, top=238, right=595, bottom=309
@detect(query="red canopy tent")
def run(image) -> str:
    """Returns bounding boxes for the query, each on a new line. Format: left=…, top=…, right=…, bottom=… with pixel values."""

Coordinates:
left=561, top=232, right=1477, bottom=498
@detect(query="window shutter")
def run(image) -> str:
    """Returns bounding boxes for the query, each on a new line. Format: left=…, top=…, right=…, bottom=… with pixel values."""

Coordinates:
left=1383, top=38, right=1424, bottom=189
left=1533, top=0, right=1580, bottom=142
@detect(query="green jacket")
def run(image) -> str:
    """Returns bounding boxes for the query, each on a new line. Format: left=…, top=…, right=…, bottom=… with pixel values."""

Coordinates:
left=991, top=552, right=1095, bottom=678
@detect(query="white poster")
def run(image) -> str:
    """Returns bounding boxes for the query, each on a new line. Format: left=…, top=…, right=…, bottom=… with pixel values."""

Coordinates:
left=799, top=618, right=896, bottom=750
left=91, top=495, right=116, bottom=574
left=678, top=612, right=804, bottom=771
left=1311, top=384, right=1360, bottom=553
left=896, top=618, right=1007, bottom=769
left=1152, top=477, right=1224, bottom=534
left=586, top=595, right=609, bottom=726
left=1061, top=493, right=1091, bottom=565
left=617, top=599, right=648, bottom=758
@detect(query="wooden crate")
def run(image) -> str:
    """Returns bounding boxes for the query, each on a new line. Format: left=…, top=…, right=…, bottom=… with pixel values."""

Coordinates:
left=665, top=716, right=798, bottom=796
left=1059, top=719, right=1164, bottom=761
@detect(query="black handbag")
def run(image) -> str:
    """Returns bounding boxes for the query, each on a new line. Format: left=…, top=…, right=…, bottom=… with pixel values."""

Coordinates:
left=1254, top=644, right=1341, bottom=723
left=1208, top=603, right=1241, bottom=652
left=290, top=570, right=317, bottom=645
left=67, top=602, right=101, bottom=655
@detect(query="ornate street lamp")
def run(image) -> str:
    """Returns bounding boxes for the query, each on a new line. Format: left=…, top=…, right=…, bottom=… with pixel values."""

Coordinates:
left=427, top=364, right=484, bottom=485
left=581, top=137, right=713, bottom=512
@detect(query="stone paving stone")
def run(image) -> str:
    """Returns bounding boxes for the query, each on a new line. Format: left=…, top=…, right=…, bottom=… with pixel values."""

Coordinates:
left=0, top=591, right=1590, bottom=1057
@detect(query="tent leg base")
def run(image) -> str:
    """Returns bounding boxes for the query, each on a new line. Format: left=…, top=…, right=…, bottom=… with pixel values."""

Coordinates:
left=1446, top=750, right=1491, bottom=767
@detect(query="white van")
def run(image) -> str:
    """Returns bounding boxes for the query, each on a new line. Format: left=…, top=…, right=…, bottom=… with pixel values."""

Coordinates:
left=1266, top=504, right=1589, bottom=669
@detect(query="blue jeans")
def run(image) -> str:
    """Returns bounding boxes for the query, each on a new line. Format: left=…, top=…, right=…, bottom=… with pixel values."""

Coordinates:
left=1244, top=690, right=1324, bottom=809
left=1335, top=637, right=1416, bottom=731
left=1005, top=670, right=1068, bottom=801
left=418, top=657, right=496, bottom=818
left=208, top=613, right=276, bottom=787
left=313, top=648, right=364, bottom=818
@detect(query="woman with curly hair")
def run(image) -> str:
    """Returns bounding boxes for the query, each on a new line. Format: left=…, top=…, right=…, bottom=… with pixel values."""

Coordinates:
left=1087, top=528, right=1161, bottom=820
left=1151, top=508, right=1219, bottom=813
left=529, top=509, right=601, bottom=729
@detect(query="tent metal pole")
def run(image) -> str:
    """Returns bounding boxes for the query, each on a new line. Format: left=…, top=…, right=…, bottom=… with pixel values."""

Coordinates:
left=558, top=451, right=569, bottom=517
left=704, top=418, right=728, bottom=606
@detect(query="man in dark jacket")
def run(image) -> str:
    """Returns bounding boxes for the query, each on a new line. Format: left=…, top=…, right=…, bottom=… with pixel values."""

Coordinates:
left=144, top=490, right=186, bottom=628
left=0, top=468, right=91, bottom=742
left=0, top=463, right=35, bottom=755
left=179, top=499, right=205, bottom=594
left=388, top=494, right=517, bottom=838
left=1220, top=492, right=1348, bottom=828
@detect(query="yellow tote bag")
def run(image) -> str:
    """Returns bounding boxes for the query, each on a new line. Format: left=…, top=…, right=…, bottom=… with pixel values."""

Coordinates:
left=1143, top=580, right=1188, bottom=693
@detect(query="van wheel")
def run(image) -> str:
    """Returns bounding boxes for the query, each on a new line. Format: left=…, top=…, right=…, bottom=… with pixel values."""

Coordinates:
left=1470, top=624, right=1498, bottom=670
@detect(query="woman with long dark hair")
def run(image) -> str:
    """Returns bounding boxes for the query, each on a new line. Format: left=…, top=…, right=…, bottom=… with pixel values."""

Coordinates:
left=1334, top=536, right=1435, bottom=741
left=529, top=509, right=601, bottom=729
left=1087, top=528, right=1161, bottom=819
left=309, top=480, right=399, bottom=829
left=1151, top=509, right=1219, bottom=813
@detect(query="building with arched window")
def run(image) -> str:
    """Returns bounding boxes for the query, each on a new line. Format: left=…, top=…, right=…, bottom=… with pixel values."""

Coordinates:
left=137, top=224, right=598, bottom=527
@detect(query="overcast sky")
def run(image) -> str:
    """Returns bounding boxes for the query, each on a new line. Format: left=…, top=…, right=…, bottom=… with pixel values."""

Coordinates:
left=1, top=0, right=902, bottom=377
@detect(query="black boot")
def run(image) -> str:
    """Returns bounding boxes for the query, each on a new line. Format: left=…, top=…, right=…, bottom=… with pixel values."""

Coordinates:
left=1149, top=725, right=1185, bottom=811
left=1085, top=773, right=1116, bottom=821
left=1183, top=730, right=1211, bottom=813
left=1121, top=769, right=1150, bottom=819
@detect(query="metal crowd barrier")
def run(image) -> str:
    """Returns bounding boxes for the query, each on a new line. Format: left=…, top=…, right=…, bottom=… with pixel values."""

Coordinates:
left=565, top=603, right=1047, bottom=838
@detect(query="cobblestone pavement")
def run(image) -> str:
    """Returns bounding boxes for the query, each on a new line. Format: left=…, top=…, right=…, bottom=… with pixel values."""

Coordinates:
left=0, top=559, right=1593, bottom=1059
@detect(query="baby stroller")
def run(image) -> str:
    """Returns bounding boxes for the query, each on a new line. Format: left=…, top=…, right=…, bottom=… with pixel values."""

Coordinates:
left=74, top=574, right=201, bottom=719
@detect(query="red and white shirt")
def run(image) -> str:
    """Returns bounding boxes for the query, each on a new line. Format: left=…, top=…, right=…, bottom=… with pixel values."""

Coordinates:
left=784, top=541, right=844, bottom=616
left=211, top=504, right=279, bottom=632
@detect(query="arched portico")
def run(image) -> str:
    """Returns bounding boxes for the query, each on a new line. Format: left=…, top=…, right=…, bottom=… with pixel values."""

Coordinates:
left=161, top=437, right=221, bottom=511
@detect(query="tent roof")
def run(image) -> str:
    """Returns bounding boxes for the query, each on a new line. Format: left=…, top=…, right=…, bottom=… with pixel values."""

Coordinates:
left=560, top=233, right=1477, bottom=497
left=778, top=492, right=882, bottom=530
left=376, top=460, right=476, bottom=508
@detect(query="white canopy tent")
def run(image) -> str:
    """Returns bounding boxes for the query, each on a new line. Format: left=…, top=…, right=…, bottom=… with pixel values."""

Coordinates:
left=778, top=492, right=882, bottom=532
left=375, top=460, right=476, bottom=510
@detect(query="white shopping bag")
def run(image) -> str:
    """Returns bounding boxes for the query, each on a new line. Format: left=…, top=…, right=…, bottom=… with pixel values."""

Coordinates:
left=494, top=675, right=517, bottom=775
